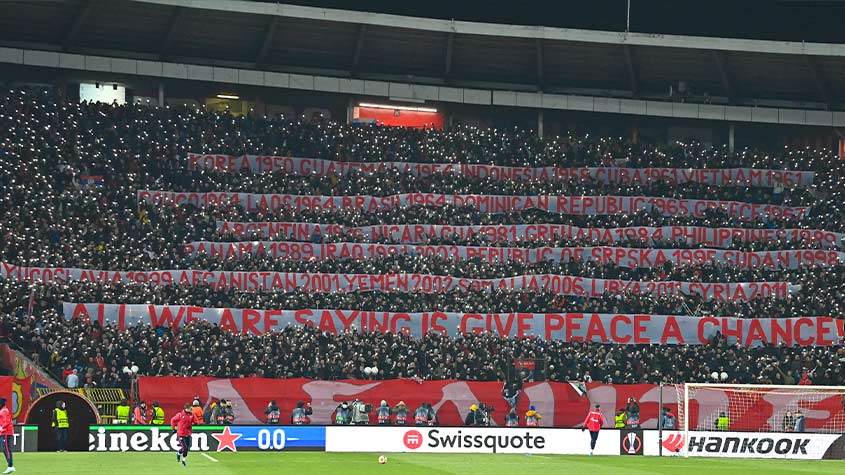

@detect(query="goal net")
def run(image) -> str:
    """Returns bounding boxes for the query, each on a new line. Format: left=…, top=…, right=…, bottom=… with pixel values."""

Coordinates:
left=675, top=384, right=845, bottom=456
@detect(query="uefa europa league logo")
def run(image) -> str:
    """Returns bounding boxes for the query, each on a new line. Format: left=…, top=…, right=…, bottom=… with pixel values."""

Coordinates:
left=626, top=432, right=637, bottom=454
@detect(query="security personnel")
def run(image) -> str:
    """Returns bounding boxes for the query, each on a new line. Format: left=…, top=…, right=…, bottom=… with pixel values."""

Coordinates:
left=615, top=409, right=627, bottom=428
left=151, top=401, right=165, bottom=425
left=716, top=412, right=730, bottom=431
left=52, top=400, right=69, bottom=452
left=115, top=399, right=131, bottom=425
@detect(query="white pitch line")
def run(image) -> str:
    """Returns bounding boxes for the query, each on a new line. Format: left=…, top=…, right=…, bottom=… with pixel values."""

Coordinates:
left=201, top=453, right=219, bottom=463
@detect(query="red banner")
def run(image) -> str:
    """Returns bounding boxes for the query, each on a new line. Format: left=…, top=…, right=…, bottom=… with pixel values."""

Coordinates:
left=2, top=263, right=797, bottom=300
left=139, top=190, right=810, bottom=219
left=185, top=153, right=816, bottom=188
left=216, top=222, right=845, bottom=249
left=139, top=377, right=845, bottom=432
left=185, top=241, right=845, bottom=270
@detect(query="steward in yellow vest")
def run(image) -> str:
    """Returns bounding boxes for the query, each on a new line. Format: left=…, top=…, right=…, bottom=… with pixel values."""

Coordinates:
left=152, top=402, right=165, bottom=425
left=52, top=400, right=69, bottom=452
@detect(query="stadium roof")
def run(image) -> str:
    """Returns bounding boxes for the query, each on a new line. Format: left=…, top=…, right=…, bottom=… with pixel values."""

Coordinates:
left=1, top=0, right=844, bottom=110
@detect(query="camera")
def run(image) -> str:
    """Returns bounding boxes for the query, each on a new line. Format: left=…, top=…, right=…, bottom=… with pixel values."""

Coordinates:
left=364, top=403, right=373, bottom=413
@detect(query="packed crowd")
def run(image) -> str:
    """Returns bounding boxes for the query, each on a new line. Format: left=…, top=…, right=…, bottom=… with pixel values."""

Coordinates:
left=0, top=88, right=843, bottom=389
left=3, top=309, right=843, bottom=388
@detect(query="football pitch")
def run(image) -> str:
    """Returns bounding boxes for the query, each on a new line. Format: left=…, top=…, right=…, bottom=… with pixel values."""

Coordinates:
left=10, top=452, right=845, bottom=474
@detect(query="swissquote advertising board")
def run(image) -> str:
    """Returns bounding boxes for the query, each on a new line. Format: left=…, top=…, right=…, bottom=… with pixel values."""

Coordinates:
left=325, top=426, right=618, bottom=455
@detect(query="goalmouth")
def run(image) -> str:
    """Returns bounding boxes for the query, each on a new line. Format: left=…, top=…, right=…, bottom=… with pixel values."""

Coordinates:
left=675, top=383, right=845, bottom=459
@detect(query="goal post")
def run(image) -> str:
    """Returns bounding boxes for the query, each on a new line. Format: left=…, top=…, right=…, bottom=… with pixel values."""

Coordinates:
left=677, top=383, right=845, bottom=457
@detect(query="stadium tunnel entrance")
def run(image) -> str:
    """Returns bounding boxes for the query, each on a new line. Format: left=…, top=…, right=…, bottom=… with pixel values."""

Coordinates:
left=26, top=391, right=99, bottom=452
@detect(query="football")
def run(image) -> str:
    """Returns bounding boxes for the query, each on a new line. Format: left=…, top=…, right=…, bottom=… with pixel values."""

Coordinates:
left=378, top=455, right=388, bottom=464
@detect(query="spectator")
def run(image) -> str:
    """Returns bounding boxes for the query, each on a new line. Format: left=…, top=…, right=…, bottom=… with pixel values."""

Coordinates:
left=798, top=372, right=813, bottom=385
left=502, top=383, right=520, bottom=410
left=65, top=369, right=79, bottom=389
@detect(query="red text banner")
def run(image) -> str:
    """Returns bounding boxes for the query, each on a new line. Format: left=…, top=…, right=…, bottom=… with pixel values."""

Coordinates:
left=61, top=303, right=845, bottom=347
left=138, top=190, right=810, bottom=219
left=216, top=222, right=845, bottom=249
left=138, top=377, right=845, bottom=433
left=186, top=153, right=815, bottom=188
left=185, top=241, right=845, bottom=270
left=2, top=263, right=797, bottom=300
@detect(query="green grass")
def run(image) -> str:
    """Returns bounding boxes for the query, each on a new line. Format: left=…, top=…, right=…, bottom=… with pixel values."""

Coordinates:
left=9, top=452, right=845, bottom=474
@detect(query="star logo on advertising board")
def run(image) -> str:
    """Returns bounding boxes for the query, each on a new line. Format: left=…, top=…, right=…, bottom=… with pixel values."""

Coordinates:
left=212, top=426, right=243, bottom=452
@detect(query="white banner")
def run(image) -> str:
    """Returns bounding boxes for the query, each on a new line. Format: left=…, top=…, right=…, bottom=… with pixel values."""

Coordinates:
left=186, top=153, right=816, bottom=188
left=216, top=222, right=845, bottom=249
left=138, top=190, right=810, bottom=219
left=61, top=303, right=844, bottom=346
left=0, top=263, right=797, bottom=300
left=185, top=241, right=845, bottom=270
left=325, top=426, right=619, bottom=455
left=645, top=431, right=845, bottom=459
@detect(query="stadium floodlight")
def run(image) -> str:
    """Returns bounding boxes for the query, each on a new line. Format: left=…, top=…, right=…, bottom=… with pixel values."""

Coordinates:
left=358, top=102, right=437, bottom=113
left=216, top=93, right=240, bottom=100
left=677, top=383, right=845, bottom=457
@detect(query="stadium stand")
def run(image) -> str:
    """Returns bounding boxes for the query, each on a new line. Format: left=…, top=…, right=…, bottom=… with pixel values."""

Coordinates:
left=0, top=88, right=842, bottom=395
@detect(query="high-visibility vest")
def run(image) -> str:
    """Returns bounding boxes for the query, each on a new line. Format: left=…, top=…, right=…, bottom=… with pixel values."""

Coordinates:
left=152, top=407, right=165, bottom=425
left=717, top=416, right=730, bottom=430
left=505, top=416, right=518, bottom=427
left=266, top=410, right=280, bottom=424
left=53, top=408, right=69, bottom=428
left=115, top=405, right=131, bottom=424
left=615, top=413, right=626, bottom=428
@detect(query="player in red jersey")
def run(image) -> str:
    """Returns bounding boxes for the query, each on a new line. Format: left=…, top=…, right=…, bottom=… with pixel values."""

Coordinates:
left=171, top=403, right=200, bottom=467
left=0, top=398, right=14, bottom=473
left=581, top=404, right=607, bottom=456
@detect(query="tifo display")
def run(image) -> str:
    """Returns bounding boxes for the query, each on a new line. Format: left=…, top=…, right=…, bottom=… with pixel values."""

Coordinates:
left=0, top=87, right=844, bottom=468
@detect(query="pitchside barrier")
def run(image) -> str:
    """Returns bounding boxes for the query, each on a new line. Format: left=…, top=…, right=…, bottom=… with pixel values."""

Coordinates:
left=11, top=425, right=845, bottom=459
